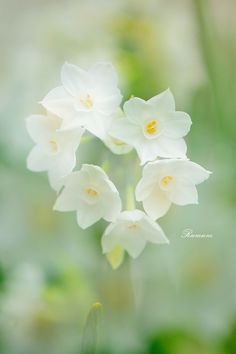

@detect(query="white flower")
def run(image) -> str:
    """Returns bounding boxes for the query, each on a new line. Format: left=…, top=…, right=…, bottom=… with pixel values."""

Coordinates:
left=110, top=89, right=191, bottom=165
left=136, top=159, right=211, bottom=220
left=53, top=164, right=122, bottom=229
left=41, top=62, right=122, bottom=140
left=102, top=209, right=169, bottom=262
left=103, top=109, right=133, bottom=155
left=103, top=135, right=133, bottom=155
left=26, top=113, right=84, bottom=186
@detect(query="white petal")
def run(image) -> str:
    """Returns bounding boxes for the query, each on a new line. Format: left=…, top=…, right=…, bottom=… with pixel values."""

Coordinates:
left=148, top=89, right=175, bottom=112
left=61, top=62, right=89, bottom=96
left=60, top=110, right=110, bottom=139
left=135, top=140, right=167, bottom=165
left=110, top=119, right=141, bottom=146
left=135, top=171, right=158, bottom=201
left=96, top=91, right=122, bottom=116
left=84, top=112, right=112, bottom=139
left=157, top=137, right=187, bottom=158
left=27, top=146, right=50, bottom=172
left=174, top=160, right=211, bottom=184
left=120, top=232, right=147, bottom=259
left=81, top=164, right=109, bottom=182
left=41, top=86, right=74, bottom=118
left=141, top=158, right=184, bottom=176
left=26, top=114, right=60, bottom=144
left=123, top=97, right=151, bottom=125
left=119, top=209, right=145, bottom=222
left=142, top=187, right=171, bottom=219
left=102, top=223, right=119, bottom=253
left=49, top=151, right=76, bottom=180
left=53, top=173, right=81, bottom=211
left=76, top=203, right=104, bottom=229
left=56, top=126, right=84, bottom=151
left=60, top=111, right=88, bottom=131
left=141, top=216, right=169, bottom=244
left=89, top=62, right=119, bottom=92
left=48, top=173, right=65, bottom=193
left=168, top=182, right=198, bottom=205
left=103, top=134, right=133, bottom=155
left=102, top=189, right=122, bottom=222
left=162, top=111, right=192, bottom=138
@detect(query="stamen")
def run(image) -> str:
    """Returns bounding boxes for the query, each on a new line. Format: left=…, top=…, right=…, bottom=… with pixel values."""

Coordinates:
left=161, top=175, right=173, bottom=187
left=85, top=188, right=98, bottom=197
left=81, top=94, right=93, bottom=109
left=145, top=120, right=158, bottom=135
left=48, top=140, right=59, bottom=153
left=128, top=223, right=138, bottom=230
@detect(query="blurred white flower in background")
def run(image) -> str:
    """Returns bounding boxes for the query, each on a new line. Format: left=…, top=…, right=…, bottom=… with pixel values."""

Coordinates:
left=41, top=62, right=122, bottom=139
left=110, top=89, right=191, bottom=165
left=0, top=265, right=44, bottom=351
left=54, top=164, right=122, bottom=229
left=136, top=159, right=211, bottom=219
left=102, top=209, right=169, bottom=267
left=26, top=112, right=84, bottom=188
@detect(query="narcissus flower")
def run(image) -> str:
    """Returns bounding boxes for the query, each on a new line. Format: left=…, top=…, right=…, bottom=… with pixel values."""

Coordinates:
left=26, top=113, right=84, bottom=185
left=103, top=135, right=133, bottom=155
left=103, top=109, right=133, bottom=155
left=41, top=62, right=122, bottom=139
left=136, top=159, right=211, bottom=219
left=53, top=164, right=121, bottom=229
left=102, top=209, right=169, bottom=263
left=110, top=89, right=191, bottom=164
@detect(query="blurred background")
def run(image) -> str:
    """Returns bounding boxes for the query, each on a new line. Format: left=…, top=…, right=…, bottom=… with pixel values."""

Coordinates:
left=0, top=0, right=236, bottom=353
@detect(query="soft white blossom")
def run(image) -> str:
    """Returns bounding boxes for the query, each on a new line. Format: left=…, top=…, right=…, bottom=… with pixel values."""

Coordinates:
left=102, top=209, right=169, bottom=262
left=136, top=159, right=211, bottom=220
left=53, top=164, right=121, bottom=229
left=103, top=109, right=133, bottom=155
left=103, top=135, right=133, bottom=155
left=110, top=89, right=191, bottom=164
left=26, top=113, right=84, bottom=186
left=41, top=62, right=122, bottom=139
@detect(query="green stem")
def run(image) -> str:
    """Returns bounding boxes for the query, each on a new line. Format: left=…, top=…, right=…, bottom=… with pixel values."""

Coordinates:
left=126, top=184, right=135, bottom=210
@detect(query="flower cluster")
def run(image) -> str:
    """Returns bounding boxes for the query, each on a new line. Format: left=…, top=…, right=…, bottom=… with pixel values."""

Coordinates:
left=26, top=62, right=211, bottom=269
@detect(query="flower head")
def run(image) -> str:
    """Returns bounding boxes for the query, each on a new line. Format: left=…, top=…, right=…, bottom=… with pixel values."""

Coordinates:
left=136, top=159, right=211, bottom=219
left=102, top=209, right=169, bottom=265
left=110, top=89, right=191, bottom=164
left=26, top=113, right=84, bottom=187
left=103, top=109, right=133, bottom=155
left=41, top=62, right=122, bottom=139
left=53, top=164, right=122, bottom=229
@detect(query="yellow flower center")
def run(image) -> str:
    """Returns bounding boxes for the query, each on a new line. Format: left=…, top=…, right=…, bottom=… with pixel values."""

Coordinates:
left=48, top=140, right=59, bottom=153
left=145, top=120, right=159, bottom=136
left=161, top=175, right=173, bottom=187
left=85, top=188, right=98, bottom=197
left=128, top=223, right=138, bottom=230
left=81, top=94, right=93, bottom=109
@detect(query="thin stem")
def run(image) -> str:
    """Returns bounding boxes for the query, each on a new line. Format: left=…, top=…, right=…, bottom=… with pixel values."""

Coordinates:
left=126, top=184, right=135, bottom=210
